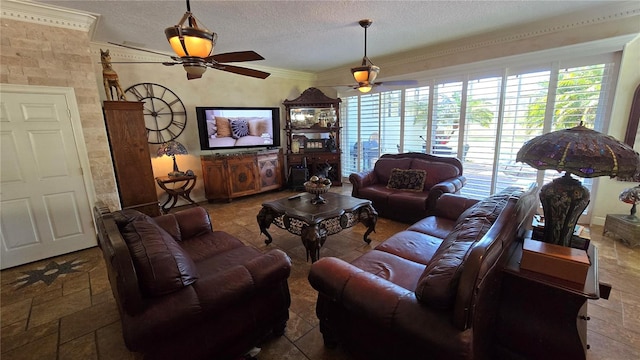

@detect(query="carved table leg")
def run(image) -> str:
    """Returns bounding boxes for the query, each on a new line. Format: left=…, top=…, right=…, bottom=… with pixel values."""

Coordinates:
left=257, top=206, right=276, bottom=245
left=301, top=223, right=327, bottom=263
left=359, top=205, right=378, bottom=244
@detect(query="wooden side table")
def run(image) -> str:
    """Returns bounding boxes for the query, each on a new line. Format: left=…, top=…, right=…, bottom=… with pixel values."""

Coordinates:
left=495, top=240, right=601, bottom=360
left=155, top=175, right=198, bottom=214
left=603, top=214, right=640, bottom=247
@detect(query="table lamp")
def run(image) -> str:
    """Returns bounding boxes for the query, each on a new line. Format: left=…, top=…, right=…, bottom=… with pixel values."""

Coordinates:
left=157, top=141, right=188, bottom=177
left=516, top=122, right=640, bottom=248
left=619, top=184, right=640, bottom=220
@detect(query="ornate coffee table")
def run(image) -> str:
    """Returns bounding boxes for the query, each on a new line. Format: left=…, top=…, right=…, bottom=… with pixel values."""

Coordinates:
left=257, top=192, right=377, bottom=262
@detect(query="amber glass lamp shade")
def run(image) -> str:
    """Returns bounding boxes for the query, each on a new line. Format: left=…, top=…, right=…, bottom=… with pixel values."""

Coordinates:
left=165, top=25, right=215, bottom=58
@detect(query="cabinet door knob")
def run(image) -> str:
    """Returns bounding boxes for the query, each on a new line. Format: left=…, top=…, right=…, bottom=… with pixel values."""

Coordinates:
left=579, top=315, right=591, bottom=321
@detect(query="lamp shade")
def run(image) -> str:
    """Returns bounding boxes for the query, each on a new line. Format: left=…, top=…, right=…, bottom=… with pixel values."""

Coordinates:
left=157, top=141, right=188, bottom=177
left=620, top=184, right=640, bottom=218
left=516, top=123, right=640, bottom=179
left=157, top=141, right=188, bottom=157
left=516, top=123, right=640, bottom=248
left=165, top=25, right=216, bottom=58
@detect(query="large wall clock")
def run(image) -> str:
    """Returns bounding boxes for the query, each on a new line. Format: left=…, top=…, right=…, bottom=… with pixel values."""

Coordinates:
left=124, top=82, right=187, bottom=144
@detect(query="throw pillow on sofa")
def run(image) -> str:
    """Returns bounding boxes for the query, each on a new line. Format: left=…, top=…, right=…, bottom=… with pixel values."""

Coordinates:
left=215, top=116, right=232, bottom=137
left=121, top=215, right=199, bottom=296
left=386, top=168, right=427, bottom=191
left=230, top=118, right=250, bottom=139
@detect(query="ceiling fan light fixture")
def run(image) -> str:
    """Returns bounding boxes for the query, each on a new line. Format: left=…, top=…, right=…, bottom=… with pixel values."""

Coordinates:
left=357, top=84, right=373, bottom=93
left=351, top=63, right=380, bottom=84
left=182, top=63, right=207, bottom=77
left=165, top=25, right=216, bottom=58
left=165, top=1, right=217, bottom=59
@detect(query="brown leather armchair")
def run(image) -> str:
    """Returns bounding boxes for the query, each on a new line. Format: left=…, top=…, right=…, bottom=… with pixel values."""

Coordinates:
left=94, top=202, right=291, bottom=360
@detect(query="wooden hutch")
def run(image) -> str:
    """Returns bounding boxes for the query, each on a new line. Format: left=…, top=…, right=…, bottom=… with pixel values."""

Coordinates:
left=283, top=88, right=342, bottom=187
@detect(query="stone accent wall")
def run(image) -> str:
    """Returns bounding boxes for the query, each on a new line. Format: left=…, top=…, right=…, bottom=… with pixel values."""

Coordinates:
left=0, top=18, right=120, bottom=210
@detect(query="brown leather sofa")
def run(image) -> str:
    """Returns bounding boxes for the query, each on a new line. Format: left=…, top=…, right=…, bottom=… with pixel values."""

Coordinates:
left=349, top=152, right=466, bottom=223
left=308, top=184, right=539, bottom=360
left=93, top=202, right=292, bottom=360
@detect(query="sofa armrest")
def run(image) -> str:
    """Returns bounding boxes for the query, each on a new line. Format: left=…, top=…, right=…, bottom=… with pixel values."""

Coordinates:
left=309, top=257, right=412, bottom=314
left=309, top=257, right=467, bottom=352
left=430, top=175, right=466, bottom=195
left=196, top=249, right=291, bottom=306
left=349, top=171, right=378, bottom=197
left=426, top=175, right=467, bottom=213
left=243, top=249, right=291, bottom=289
left=433, top=193, right=480, bottom=221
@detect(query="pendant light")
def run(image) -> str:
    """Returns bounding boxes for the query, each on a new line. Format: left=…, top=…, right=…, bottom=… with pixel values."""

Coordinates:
left=351, top=19, right=380, bottom=93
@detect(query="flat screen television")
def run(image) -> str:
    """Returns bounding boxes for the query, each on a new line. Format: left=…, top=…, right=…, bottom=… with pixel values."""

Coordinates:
left=196, top=106, right=281, bottom=151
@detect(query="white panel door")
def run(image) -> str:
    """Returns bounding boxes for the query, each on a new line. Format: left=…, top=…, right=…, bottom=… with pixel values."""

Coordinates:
left=0, top=87, right=96, bottom=269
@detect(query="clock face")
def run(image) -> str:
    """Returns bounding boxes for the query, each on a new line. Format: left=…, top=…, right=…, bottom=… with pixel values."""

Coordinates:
left=124, top=83, right=187, bottom=144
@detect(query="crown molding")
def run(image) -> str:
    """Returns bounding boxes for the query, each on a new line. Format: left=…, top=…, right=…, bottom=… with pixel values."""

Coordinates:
left=90, top=42, right=316, bottom=82
left=383, top=2, right=640, bottom=68
left=1, top=0, right=98, bottom=36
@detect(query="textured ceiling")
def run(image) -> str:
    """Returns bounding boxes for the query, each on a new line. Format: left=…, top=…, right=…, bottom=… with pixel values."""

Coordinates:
left=39, top=0, right=623, bottom=73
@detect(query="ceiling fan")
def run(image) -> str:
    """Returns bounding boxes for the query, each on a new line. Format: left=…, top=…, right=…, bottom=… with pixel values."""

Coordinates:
left=347, top=19, right=417, bottom=93
left=107, top=0, right=270, bottom=80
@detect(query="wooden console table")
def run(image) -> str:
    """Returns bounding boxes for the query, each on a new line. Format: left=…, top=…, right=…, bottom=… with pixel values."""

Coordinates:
left=495, top=240, right=601, bottom=360
left=155, top=175, right=197, bottom=214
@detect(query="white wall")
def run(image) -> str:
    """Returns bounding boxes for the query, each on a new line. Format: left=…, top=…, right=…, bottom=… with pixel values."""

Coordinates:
left=591, top=35, right=640, bottom=226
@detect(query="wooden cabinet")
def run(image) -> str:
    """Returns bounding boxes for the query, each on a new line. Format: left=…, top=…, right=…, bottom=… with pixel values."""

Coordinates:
left=283, top=88, right=342, bottom=187
left=103, top=101, right=160, bottom=217
left=495, top=240, right=602, bottom=359
left=201, top=149, right=283, bottom=202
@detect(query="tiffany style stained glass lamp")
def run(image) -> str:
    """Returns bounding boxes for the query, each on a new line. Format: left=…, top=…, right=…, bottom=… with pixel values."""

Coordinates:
left=157, top=141, right=188, bottom=177
left=516, top=123, right=640, bottom=248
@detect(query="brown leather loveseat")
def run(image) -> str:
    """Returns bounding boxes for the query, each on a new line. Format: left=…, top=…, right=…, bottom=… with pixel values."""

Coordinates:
left=349, top=152, right=466, bottom=223
left=93, top=202, right=292, bottom=360
left=308, top=184, right=538, bottom=360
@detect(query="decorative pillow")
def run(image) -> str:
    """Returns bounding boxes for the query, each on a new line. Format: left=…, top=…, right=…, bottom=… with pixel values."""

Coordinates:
left=386, top=168, right=427, bottom=191
left=206, top=119, right=217, bottom=138
left=121, top=216, right=199, bottom=296
left=230, top=119, right=250, bottom=139
left=248, top=118, right=269, bottom=136
left=215, top=116, right=231, bottom=137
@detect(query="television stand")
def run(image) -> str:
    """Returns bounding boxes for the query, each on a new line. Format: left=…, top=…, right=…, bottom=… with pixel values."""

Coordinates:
left=200, top=149, right=284, bottom=202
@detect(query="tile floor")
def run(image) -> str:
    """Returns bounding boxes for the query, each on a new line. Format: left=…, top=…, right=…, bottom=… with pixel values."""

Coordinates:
left=1, top=185, right=639, bottom=360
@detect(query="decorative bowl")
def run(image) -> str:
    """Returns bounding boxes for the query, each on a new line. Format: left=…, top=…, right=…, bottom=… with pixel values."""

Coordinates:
left=304, top=181, right=331, bottom=204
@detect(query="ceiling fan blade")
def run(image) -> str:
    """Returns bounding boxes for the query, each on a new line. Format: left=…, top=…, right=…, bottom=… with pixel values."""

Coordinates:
left=107, top=42, right=172, bottom=58
left=375, top=80, right=419, bottom=87
left=208, top=51, right=265, bottom=63
left=107, top=61, right=174, bottom=64
left=214, top=64, right=271, bottom=79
